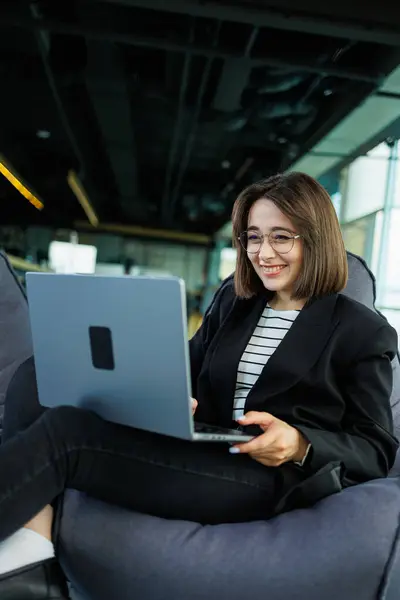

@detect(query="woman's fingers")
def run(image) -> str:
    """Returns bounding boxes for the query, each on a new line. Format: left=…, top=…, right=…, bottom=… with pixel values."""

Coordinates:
left=191, top=397, right=198, bottom=415
left=231, top=429, right=275, bottom=455
left=237, top=411, right=276, bottom=428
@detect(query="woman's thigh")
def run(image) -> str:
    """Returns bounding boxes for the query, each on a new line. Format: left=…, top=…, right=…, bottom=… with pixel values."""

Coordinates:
left=52, top=407, right=306, bottom=525
left=1, top=360, right=306, bottom=525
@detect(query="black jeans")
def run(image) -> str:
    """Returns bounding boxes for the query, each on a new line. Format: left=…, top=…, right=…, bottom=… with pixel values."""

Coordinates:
left=0, top=358, right=305, bottom=542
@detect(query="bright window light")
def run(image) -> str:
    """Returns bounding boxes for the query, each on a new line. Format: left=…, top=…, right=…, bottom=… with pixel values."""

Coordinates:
left=219, top=247, right=237, bottom=280
left=49, top=241, right=97, bottom=274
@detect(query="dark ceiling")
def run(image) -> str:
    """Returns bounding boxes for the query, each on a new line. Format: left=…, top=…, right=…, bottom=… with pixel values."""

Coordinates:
left=1, top=0, right=400, bottom=235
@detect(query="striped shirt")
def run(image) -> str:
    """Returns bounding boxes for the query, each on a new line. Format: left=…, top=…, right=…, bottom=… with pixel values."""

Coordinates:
left=233, top=304, right=300, bottom=419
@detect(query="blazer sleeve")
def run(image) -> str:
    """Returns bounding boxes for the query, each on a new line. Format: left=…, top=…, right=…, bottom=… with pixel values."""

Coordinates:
left=189, top=277, right=235, bottom=398
left=295, top=322, right=399, bottom=483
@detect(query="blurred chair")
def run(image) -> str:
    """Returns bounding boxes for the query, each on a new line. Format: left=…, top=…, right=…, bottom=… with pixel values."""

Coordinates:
left=0, top=253, right=33, bottom=439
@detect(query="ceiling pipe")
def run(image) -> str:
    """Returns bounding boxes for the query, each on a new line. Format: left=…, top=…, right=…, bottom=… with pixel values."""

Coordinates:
left=97, top=0, right=400, bottom=48
left=29, top=4, right=87, bottom=175
left=168, top=22, right=222, bottom=221
left=0, top=13, right=384, bottom=84
left=161, top=21, right=194, bottom=222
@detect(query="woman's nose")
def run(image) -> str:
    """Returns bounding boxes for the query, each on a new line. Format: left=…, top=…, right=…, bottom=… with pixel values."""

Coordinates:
left=258, top=236, right=276, bottom=260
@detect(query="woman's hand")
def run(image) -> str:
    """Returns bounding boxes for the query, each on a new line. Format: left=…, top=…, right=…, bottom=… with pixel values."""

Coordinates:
left=191, top=397, right=198, bottom=416
left=232, top=411, right=309, bottom=467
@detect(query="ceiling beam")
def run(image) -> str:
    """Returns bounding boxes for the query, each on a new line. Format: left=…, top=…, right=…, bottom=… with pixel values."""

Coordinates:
left=98, top=0, right=400, bottom=47
left=213, top=58, right=251, bottom=112
left=0, top=13, right=383, bottom=84
left=74, top=220, right=211, bottom=244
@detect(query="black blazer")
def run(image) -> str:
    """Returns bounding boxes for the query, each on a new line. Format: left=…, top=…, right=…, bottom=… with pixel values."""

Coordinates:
left=190, top=278, right=399, bottom=485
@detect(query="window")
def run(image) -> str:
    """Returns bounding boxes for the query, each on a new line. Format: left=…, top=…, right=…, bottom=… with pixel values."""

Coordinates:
left=393, top=145, right=400, bottom=206
left=331, top=191, right=342, bottom=218
left=380, top=309, right=400, bottom=337
left=342, top=143, right=391, bottom=223
left=339, top=140, right=400, bottom=336
left=377, top=208, right=400, bottom=309
left=341, top=212, right=378, bottom=266
left=49, top=241, right=97, bottom=274
left=219, top=247, right=237, bottom=280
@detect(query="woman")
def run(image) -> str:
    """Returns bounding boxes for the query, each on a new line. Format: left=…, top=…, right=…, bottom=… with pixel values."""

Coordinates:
left=0, top=172, right=398, bottom=599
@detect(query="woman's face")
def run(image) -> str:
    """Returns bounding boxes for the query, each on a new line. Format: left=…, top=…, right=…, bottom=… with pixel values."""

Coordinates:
left=246, top=198, right=303, bottom=298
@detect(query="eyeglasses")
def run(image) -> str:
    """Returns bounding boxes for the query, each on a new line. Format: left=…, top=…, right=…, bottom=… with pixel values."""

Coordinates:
left=238, top=230, right=300, bottom=254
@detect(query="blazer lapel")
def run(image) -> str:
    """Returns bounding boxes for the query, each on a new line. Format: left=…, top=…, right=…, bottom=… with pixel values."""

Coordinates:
left=246, top=294, right=340, bottom=409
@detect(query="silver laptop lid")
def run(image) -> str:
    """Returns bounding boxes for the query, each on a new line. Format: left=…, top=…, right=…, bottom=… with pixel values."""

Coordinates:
left=26, top=273, right=194, bottom=439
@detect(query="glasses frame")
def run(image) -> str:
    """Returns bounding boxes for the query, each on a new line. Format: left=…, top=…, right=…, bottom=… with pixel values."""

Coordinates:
left=237, top=230, right=301, bottom=254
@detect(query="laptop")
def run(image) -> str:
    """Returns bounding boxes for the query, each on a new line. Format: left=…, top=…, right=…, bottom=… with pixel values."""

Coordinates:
left=26, top=273, right=253, bottom=443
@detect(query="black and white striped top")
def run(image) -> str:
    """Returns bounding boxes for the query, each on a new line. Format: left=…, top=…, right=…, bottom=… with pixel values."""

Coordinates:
left=233, top=304, right=300, bottom=419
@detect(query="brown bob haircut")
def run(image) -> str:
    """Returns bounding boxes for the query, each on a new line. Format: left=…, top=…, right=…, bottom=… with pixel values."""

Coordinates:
left=232, top=171, right=348, bottom=299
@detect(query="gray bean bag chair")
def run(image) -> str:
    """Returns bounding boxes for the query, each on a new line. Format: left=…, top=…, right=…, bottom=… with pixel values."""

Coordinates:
left=1, top=251, right=399, bottom=599
left=0, top=253, right=33, bottom=438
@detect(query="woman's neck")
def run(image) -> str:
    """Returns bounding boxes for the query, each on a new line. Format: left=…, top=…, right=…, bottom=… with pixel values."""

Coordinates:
left=269, top=293, right=307, bottom=311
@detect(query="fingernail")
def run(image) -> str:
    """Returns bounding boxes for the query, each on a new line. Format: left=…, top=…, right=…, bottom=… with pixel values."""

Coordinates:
left=237, top=416, right=246, bottom=421
left=229, top=447, right=241, bottom=454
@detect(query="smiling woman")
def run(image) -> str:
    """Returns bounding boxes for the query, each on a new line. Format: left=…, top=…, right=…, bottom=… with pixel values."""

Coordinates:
left=232, top=172, right=348, bottom=306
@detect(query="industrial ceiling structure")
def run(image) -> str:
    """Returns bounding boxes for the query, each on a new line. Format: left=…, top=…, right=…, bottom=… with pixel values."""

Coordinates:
left=2, top=0, right=400, bottom=237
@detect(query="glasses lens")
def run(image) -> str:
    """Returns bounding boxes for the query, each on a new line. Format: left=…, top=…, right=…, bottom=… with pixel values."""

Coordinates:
left=240, top=231, right=262, bottom=253
left=269, top=231, right=294, bottom=254
left=239, top=232, right=248, bottom=250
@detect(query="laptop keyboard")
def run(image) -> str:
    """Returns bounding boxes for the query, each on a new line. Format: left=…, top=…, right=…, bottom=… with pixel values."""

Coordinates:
left=195, top=422, right=249, bottom=436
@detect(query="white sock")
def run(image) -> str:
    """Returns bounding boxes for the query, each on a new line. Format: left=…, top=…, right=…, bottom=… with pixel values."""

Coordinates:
left=0, top=528, right=55, bottom=576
